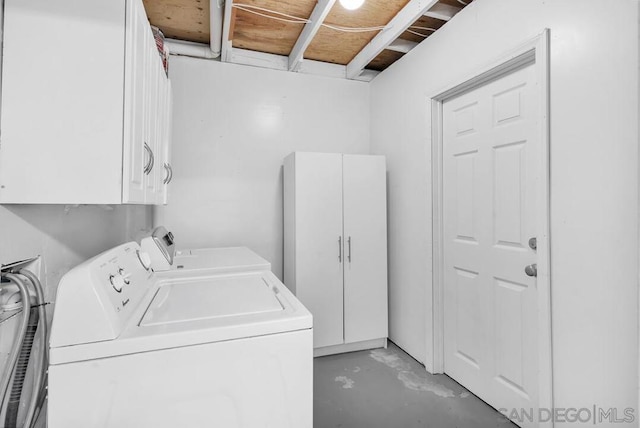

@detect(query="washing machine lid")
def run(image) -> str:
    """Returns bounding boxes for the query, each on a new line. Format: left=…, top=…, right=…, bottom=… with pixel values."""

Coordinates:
left=49, top=270, right=312, bottom=365
left=140, top=274, right=283, bottom=326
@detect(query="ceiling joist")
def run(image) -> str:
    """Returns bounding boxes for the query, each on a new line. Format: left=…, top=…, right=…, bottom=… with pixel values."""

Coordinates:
left=346, top=0, right=439, bottom=79
left=423, top=2, right=461, bottom=21
left=228, top=47, right=379, bottom=81
left=385, top=39, right=418, bottom=54
left=220, top=0, right=235, bottom=62
left=288, top=0, right=337, bottom=72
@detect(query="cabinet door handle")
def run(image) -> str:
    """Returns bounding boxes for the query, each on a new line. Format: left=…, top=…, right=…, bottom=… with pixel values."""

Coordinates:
left=143, top=142, right=154, bottom=175
left=143, top=143, right=151, bottom=174
left=148, top=146, right=155, bottom=173
left=338, top=236, right=342, bottom=263
left=167, top=163, right=173, bottom=184
left=347, top=236, right=351, bottom=263
left=163, top=163, right=170, bottom=184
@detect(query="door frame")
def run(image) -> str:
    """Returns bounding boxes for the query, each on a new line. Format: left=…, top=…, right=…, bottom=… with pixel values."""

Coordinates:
left=429, top=29, right=552, bottom=422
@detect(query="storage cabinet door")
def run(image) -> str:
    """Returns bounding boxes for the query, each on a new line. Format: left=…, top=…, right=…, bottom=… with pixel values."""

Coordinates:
left=342, top=155, right=388, bottom=343
left=294, top=153, right=344, bottom=348
left=122, top=0, right=148, bottom=203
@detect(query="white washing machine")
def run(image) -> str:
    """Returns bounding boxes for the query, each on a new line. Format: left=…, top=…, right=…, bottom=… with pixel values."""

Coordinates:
left=48, top=241, right=313, bottom=428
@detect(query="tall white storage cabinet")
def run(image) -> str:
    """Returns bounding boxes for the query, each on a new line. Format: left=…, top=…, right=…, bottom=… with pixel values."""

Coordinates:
left=0, top=0, right=172, bottom=204
left=284, top=152, right=388, bottom=356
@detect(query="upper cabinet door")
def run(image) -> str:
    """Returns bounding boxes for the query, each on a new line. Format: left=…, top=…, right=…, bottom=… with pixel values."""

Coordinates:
left=122, top=0, right=148, bottom=204
left=0, top=0, right=126, bottom=203
left=144, top=30, right=158, bottom=201
left=294, top=152, right=345, bottom=348
left=342, top=154, right=388, bottom=343
left=152, top=61, right=167, bottom=204
left=0, top=0, right=170, bottom=204
left=161, top=80, right=174, bottom=205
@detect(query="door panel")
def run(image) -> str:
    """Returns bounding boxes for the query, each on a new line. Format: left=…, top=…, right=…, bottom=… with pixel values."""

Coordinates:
left=453, top=267, right=482, bottom=369
left=443, top=63, right=539, bottom=426
left=342, top=155, right=388, bottom=343
left=453, top=150, right=478, bottom=242
left=493, top=141, right=526, bottom=247
left=294, top=153, right=344, bottom=348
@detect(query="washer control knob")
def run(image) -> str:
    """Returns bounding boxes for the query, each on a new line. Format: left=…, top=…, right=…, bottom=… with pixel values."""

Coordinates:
left=118, top=268, right=132, bottom=285
left=137, top=250, right=152, bottom=271
left=110, top=274, right=125, bottom=293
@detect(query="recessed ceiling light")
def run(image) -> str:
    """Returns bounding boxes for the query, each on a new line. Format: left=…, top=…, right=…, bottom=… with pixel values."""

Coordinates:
left=339, top=0, right=365, bottom=11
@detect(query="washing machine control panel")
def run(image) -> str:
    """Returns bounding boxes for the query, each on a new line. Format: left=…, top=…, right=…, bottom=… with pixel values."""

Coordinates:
left=51, top=242, right=157, bottom=348
left=97, top=245, right=154, bottom=318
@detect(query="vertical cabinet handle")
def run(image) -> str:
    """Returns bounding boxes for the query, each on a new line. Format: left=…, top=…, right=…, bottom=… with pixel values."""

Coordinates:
left=143, top=143, right=151, bottom=174
left=167, top=163, right=173, bottom=184
left=338, top=236, right=342, bottom=263
left=347, top=237, right=351, bottom=263
left=149, top=146, right=155, bottom=173
left=143, top=142, right=155, bottom=175
left=163, top=163, right=172, bottom=184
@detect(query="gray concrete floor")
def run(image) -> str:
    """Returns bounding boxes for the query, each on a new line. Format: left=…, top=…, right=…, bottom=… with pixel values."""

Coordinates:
left=314, top=342, right=517, bottom=428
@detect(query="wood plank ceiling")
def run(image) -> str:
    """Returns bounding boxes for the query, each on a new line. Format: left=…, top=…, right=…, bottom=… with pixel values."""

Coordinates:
left=303, top=0, right=410, bottom=65
left=143, top=0, right=474, bottom=77
left=232, top=0, right=317, bottom=56
left=144, top=0, right=211, bottom=44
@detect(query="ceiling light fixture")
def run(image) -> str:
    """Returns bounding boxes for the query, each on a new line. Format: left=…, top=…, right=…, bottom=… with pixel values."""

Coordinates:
left=339, top=0, right=365, bottom=11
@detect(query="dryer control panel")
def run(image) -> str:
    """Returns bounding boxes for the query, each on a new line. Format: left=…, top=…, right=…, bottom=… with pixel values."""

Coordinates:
left=50, top=242, right=155, bottom=348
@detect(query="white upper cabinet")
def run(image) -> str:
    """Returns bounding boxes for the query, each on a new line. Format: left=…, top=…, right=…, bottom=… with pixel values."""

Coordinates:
left=0, top=0, right=172, bottom=204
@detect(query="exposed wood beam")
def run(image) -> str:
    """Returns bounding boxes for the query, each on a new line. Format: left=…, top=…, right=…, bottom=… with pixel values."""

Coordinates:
left=353, top=69, right=379, bottom=82
left=220, top=0, right=235, bottom=62
left=228, top=48, right=379, bottom=81
left=423, top=3, right=461, bottom=21
left=385, top=39, right=418, bottom=54
left=288, top=0, right=337, bottom=71
left=346, top=0, right=439, bottom=79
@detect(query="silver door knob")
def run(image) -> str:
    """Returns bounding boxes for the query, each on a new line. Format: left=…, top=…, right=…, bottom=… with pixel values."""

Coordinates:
left=524, top=264, right=537, bottom=277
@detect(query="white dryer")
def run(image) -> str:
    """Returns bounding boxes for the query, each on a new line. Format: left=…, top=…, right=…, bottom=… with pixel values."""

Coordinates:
left=140, top=226, right=271, bottom=274
left=48, top=242, right=313, bottom=428
left=172, top=247, right=271, bottom=273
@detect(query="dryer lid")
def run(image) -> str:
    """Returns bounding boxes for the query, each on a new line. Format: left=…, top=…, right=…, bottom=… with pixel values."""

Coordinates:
left=140, top=273, right=284, bottom=327
left=171, top=247, right=270, bottom=273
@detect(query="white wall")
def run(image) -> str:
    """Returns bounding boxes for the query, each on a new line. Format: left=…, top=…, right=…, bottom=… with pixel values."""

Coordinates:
left=370, top=0, right=638, bottom=418
left=155, top=57, right=371, bottom=279
left=0, top=205, right=151, bottom=309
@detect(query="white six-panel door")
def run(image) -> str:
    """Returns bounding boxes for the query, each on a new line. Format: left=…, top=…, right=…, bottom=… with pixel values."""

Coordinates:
left=443, top=64, right=539, bottom=426
left=343, top=155, right=388, bottom=343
